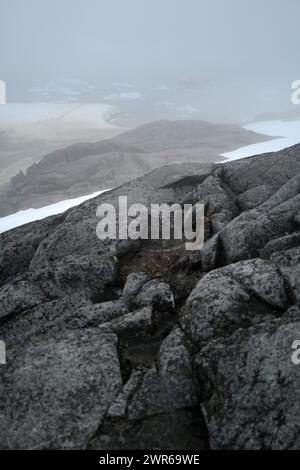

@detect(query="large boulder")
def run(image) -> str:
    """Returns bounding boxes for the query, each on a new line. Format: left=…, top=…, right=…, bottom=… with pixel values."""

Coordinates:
left=181, top=258, right=288, bottom=346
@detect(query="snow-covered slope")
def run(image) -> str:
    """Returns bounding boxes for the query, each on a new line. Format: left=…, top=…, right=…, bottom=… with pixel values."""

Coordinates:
left=223, top=119, right=300, bottom=160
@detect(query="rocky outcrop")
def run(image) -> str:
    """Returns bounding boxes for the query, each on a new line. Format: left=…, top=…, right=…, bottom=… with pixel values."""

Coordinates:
left=0, top=144, right=299, bottom=449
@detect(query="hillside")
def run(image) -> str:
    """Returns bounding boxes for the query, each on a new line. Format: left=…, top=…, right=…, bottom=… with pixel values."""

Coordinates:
left=0, top=103, right=122, bottom=187
left=0, top=120, right=270, bottom=216
left=0, top=145, right=299, bottom=449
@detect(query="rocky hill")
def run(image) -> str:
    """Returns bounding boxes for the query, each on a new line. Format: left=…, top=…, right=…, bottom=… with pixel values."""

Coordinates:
left=0, top=120, right=270, bottom=216
left=0, top=144, right=299, bottom=449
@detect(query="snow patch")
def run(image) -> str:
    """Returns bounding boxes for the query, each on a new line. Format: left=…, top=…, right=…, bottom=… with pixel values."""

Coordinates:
left=0, top=190, right=109, bottom=234
left=222, top=119, right=300, bottom=161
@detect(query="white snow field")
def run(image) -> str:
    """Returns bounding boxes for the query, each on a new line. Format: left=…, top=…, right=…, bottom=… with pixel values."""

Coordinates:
left=222, top=119, right=300, bottom=161
left=0, top=190, right=108, bottom=234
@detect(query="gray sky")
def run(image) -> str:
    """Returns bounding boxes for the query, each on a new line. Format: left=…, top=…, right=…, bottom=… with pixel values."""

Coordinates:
left=1, top=0, right=300, bottom=121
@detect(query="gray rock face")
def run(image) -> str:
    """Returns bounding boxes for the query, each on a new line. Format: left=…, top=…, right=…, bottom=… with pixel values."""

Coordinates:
left=0, top=279, right=47, bottom=321
left=99, top=307, right=153, bottom=336
left=0, top=143, right=299, bottom=449
left=121, top=272, right=152, bottom=306
left=128, top=327, right=198, bottom=419
left=196, top=312, right=300, bottom=449
left=196, top=175, right=239, bottom=233
left=88, top=327, right=208, bottom=450
left=199, top=233, right=221, bottom=272
left=0, top=254, right=117, bottom=324
left=0, top=329, right=122, bottom=449
left=73, top=300, right=128, bottom=328
left=0, top=213, right=65, bottom=284
left=1, top=293, right=92, bottom=346
left=260, top=233, right=300, bottom=258
left=221, top=176, right=300, bottom=263
left=270, top=247, right=300, bottom=304
left=134, top=279, right=175, bottom=312
left=181, top=258, right=288, bottom=346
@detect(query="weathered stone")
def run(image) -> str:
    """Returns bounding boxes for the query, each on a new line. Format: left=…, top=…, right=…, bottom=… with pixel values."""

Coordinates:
left=271, top=247, right=300, bottom=304
left=181, top=258, right=287, bottom=346
left=72, top=300, right=128, bottom=328
left=128, top=327, right=197, bottom=419
left=260, top=233, right=300, bottom=258
left=200, top=233, right=221, bottom=272
left=99, top=307, right=152, bottom=335
left=237, top=184, right=274, bottom=211
left=134, top=279, right=175, bottom=312
left=223, top=258, right=288, bottom=309
left=0, top=329, right=122, bottom=449
left=0, top=293, right=92, bottom=346
left=221, top=176, right=300, bottom=263
left=196, top=175, right=239, bottom=233
left=107, top=369, right=144, bottom=418
left=121, top=272, right=152, bottom=305
left=0, top=279, right=47, bottom=321
left=196, top=316, right=300, bottom=449
left=29, top=254, right=118, bottom=300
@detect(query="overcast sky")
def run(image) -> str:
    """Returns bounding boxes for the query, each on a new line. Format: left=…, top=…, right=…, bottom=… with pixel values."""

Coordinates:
left=1, top=0, right=300, bottom=121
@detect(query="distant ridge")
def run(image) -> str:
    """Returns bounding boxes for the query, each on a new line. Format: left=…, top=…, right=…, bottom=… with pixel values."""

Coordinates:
left=0, top=119, right=270, bottom=216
